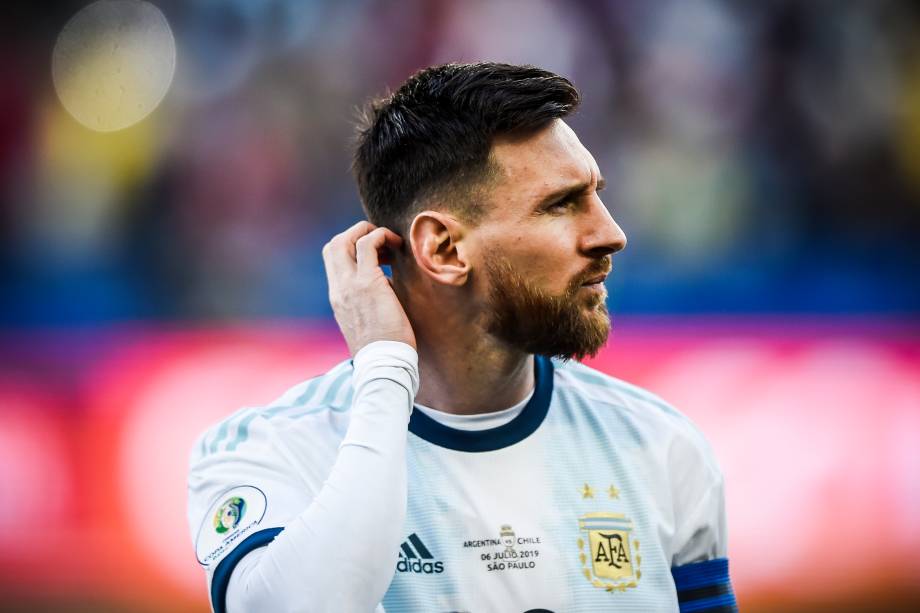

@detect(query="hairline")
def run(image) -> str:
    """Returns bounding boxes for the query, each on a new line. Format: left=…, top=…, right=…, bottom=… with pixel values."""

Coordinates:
left=402, top=119, right=570, bottom=233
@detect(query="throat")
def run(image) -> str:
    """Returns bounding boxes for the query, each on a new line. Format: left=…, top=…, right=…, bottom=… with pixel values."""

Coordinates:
left=414, top=347, right=535, bottom=416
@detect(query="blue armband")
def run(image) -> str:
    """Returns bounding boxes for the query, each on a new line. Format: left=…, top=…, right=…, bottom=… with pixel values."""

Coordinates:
left=671, top=557, right=738, bottom=612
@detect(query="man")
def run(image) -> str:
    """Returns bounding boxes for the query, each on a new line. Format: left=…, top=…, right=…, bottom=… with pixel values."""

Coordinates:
left=188, top=62, right=737, bottom=613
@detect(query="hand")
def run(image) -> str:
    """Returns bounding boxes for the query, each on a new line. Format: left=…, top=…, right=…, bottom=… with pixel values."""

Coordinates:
left=322, top=221, right=416, bottom=356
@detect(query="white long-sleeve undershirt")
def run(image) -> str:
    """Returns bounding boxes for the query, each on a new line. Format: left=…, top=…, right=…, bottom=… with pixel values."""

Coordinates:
left=224, top=341, right=418, bottom=613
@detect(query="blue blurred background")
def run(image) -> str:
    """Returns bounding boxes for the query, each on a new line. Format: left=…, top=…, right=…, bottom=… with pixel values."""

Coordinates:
left=4, top=0, right=920, bottom=324
left=1, top=1, right=919, bottom=612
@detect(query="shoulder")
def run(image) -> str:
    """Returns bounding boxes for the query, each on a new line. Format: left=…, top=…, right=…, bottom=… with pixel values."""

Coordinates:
left=553, top=359, right=687, bottom=427
left=187, top=359, right=356, bottom=546
left=190, top=359, right=355, bottom=467
left=552, top=359, right=717, bottom=456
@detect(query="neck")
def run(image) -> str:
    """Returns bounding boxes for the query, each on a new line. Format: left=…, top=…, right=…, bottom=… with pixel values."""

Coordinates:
left=395, top=276, right=535, bottom=416
left=415, top=335, right=534, bottom=416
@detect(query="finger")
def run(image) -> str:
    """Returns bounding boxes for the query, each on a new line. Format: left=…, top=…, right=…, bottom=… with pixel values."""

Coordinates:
left=355, top=227, right=403, bottom=274
left=322, top=220, right=377, bottom=276
left=376, top=228, right=404, bottom=265
left=355, top=227, right=400, bottom=273
left=321, top=241, right=346, bottom=293
left=338, top=220, right=377, bottom=261
left=321, top=238, right=351, bottom=288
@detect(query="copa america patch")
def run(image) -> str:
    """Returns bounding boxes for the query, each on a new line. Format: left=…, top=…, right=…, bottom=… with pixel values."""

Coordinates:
left=195, top=485, right=268, bottom=568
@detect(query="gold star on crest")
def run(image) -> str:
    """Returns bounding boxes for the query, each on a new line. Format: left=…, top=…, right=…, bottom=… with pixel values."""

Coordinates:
left=608, top=485, right=620, bottom=499
left=581, top=483, right=595, bottom=499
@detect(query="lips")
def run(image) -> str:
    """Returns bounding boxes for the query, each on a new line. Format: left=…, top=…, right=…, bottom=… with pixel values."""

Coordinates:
left=581, top=273, right=608, bottom=286
left=578, top=257, right=613, bottom=287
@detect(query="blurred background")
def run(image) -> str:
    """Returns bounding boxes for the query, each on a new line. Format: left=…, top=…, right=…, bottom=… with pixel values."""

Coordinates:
left=1, top=0, right=918, bottom=611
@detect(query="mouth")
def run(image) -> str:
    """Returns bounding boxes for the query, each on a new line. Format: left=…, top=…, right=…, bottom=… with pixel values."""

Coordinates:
left=581, top=273, right=608, bottom=287
left=579, top=275, right=608, bottom=304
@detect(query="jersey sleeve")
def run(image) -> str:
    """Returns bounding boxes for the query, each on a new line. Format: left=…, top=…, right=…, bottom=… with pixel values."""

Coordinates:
left=187, top=340, right=419, bottom=613
left=187, top=412, right=311, bottom=611
left=668, top=420, right=738, bottom=612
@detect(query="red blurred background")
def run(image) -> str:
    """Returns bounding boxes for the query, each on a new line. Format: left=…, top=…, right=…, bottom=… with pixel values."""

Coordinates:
left=1, top=321, right=918, bottom=612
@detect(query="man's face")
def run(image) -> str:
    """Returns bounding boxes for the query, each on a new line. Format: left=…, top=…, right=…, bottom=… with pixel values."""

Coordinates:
left=471, top=119, right=627, bottom=360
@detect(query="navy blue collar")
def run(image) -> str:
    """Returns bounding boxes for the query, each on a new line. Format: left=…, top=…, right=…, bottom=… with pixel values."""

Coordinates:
left=408, top=355, right=554, bottom=452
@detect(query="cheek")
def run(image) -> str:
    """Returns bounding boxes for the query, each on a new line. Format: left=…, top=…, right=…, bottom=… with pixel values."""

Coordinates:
left=483, top=225, right=579, bottom=290
left=510, top=248, right=575, bottom=292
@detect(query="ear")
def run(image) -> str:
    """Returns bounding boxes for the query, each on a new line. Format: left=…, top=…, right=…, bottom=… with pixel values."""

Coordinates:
left=408, top=210, right=471, bottom=286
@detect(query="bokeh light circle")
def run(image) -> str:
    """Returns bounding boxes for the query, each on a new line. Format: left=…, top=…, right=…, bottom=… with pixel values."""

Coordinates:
left=52, top=0, right=176, bottom=132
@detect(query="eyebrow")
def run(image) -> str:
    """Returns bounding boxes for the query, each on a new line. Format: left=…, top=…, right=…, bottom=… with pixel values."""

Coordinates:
left=536, top=175, right=607, bottom=208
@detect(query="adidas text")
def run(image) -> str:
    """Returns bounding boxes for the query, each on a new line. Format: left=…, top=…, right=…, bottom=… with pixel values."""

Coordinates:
left=397, top=558, right=444, bottom=574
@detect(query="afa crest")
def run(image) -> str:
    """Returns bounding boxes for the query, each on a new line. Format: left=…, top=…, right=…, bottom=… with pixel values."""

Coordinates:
left=577, top=512, right=641, bottom=592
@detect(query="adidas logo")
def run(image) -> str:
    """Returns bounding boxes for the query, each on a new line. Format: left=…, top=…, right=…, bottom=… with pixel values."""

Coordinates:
left=396, top=533, right=444, bottom=574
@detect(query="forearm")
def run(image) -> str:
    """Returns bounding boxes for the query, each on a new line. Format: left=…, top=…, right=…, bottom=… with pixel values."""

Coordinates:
left=226, top=342, right=417, bottom=613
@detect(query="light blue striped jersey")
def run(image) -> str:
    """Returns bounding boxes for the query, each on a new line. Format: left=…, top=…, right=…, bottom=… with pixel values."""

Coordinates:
left=188, top=355, right=736, bottom=613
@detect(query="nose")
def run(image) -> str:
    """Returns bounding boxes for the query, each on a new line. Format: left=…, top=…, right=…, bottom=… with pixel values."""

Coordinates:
left=580, top=194, right=627, bottom=258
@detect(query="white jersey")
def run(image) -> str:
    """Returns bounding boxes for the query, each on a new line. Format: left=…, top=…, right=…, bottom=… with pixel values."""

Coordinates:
left=188, top=342, right=737, bottom=613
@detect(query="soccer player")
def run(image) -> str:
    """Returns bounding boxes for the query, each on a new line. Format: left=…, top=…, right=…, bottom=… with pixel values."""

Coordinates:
left=188, top=62, right=737, bottom=613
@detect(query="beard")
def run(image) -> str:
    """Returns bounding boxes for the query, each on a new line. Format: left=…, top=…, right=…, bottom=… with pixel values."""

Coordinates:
left=483, top=253, right=612, bottom=361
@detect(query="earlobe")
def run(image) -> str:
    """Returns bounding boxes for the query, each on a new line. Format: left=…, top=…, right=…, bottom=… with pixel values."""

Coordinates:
left=409, top=211, right=471, bottom=286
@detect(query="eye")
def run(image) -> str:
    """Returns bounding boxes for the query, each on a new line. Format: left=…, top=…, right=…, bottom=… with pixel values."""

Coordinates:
left=547, top=198, right=574, bottom=213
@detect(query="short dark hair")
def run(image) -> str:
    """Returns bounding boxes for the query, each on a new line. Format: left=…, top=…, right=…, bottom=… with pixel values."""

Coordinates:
left=352, top=62, right=580, bottom=234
